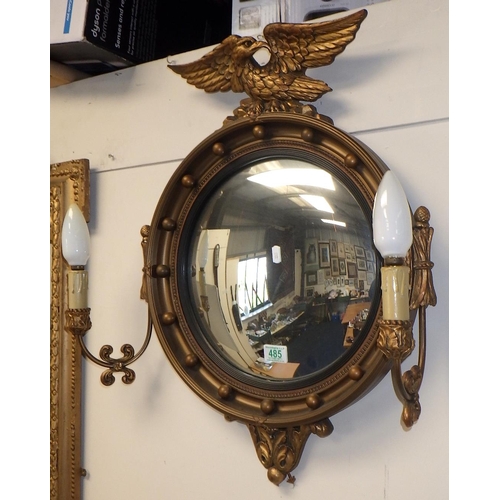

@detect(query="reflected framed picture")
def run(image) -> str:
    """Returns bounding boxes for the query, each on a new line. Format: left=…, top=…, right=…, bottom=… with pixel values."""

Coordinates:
left=319, top=242, right=330, bottom=268
left=347, top=260, right=357, bottom=278
left=365, top=249, right=375, bottom=262
left=330, top=240, right=338, bottom=257
left=337, top=242, right=345, bottom=259
left=339, top=259, right=346, bottom=275
left=331, top=257, right=340, bottom=276
left=355, top=246, right=365, bottom=258
left=367, top=261, right=375, bottom=273
left=305, top=287, right=314, bottom=298
left=357, top=259, right=366, bottom=271
left=306, top=271, right=318, bottom=286
left=305, top=238, right=319, bottom=271
left=317, top=269, right=325, bottom=285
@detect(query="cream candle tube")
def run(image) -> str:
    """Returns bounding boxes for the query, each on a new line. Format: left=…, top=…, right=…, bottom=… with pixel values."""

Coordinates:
left=380, top=265, right=410, bottom=321
left=67, top=270, right=89, bottom=309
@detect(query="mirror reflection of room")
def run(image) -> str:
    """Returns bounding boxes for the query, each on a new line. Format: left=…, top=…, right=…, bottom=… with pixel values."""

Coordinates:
left=192, top=159, right=378, bottom=380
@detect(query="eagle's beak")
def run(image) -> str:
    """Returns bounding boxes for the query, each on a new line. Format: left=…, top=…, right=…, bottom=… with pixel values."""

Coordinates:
left=250, top=40, right=266, bottom=52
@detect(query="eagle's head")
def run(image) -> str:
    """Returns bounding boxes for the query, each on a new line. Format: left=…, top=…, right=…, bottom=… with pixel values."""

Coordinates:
left=232, top=37, right=267, bottom=65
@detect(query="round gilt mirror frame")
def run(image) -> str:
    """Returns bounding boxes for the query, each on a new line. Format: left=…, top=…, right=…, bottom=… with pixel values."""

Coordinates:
left=144, top=10, right=436, bottom=485
left=148, top=112, right=391, bottom=420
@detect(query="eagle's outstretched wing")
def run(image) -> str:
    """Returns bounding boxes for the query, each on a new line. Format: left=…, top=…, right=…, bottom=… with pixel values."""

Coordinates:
left=263, top=9, right=367, bottom=74
left=168, top=35, right=246, bottom=93
left=168, top=9, right=368, bottom=112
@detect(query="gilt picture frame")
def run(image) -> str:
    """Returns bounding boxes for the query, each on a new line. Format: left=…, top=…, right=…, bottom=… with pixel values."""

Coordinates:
left=50, top=159, right=90, bottom=500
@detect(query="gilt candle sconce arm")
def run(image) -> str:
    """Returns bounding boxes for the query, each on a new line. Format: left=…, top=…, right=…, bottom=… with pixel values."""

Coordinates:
left=376, top=206, right=436, bottom=428
left=63, top=223, right=153, bottom=386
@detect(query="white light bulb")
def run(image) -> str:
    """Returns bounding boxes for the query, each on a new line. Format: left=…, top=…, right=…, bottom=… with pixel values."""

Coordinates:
left=373, top=171, right=413, bottom=259
left=62, top=203, right=90, bottom=266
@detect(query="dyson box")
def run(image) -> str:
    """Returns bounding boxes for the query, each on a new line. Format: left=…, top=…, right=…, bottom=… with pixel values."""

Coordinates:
left=51, top=0, right=164, bottom=74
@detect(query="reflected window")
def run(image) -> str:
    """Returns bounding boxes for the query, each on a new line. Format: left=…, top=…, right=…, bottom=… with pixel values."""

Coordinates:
left=238, top=254, right=270, bottom=317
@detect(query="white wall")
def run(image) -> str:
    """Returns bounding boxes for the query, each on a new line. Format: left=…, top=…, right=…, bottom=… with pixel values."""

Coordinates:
left=50, top=1, right=449, bottom=498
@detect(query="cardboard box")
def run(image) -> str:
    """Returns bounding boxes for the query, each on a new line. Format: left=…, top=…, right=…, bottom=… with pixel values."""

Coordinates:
left=51, top=0, right=165, bottom=74
left=232, top=0, right=388, bottom=36
left=286, top=0, right=388, bottom=24
left=232, top=0, right=280, bottom=36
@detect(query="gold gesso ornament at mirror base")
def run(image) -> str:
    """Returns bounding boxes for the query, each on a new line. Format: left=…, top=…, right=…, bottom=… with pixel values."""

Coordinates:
left=248, top=419, right=334, bottom=486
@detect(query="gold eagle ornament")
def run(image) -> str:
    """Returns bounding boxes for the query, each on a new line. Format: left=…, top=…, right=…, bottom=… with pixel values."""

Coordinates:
left=169, top=9, right=367, bottom=119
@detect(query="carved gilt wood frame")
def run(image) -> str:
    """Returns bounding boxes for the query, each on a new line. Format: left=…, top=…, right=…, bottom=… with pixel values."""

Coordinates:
left=50, top=159, right=90, bottom=500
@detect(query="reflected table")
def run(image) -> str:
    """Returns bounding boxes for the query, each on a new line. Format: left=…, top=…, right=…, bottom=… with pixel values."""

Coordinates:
left=342, top=301, right=371, bottom=346
left=251, top=361, right=300, bottom=379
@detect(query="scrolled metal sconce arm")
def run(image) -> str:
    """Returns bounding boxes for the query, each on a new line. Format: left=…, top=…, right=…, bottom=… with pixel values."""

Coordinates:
left=377, top=206, right=436, bottom=427
left=64, top=225, right=153, bottom=386
left=64, top=311, right=153, bottom=386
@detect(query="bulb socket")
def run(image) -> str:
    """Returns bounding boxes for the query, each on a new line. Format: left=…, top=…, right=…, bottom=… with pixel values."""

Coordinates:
left=383, top=256, right=405, bottom=267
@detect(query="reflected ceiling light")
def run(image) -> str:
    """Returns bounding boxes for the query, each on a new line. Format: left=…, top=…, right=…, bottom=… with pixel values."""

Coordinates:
left=299, top=194, right=334, bottom=213
left=267, top=185, right=305, bottom=196
left=321, top=218, right=346, bottom=227
left=248, top=168, right=335, bottom=190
